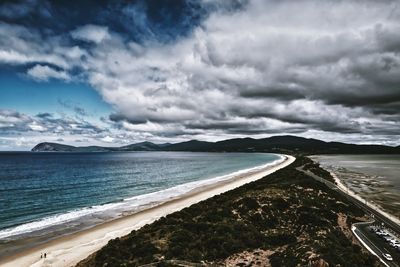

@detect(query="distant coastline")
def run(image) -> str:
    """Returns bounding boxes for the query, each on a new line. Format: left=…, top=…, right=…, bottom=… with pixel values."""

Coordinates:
left=31, top=135, right=400, bottom=154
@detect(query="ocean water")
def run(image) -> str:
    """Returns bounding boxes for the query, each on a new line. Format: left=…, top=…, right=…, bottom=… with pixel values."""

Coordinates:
left=313, top=154, right=400, bottom=220
left=0, top=152, right=282, bottom=246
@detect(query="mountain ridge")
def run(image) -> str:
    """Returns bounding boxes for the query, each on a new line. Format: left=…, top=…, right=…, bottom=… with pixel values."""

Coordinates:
left=31, top=135, right=400, bottom=154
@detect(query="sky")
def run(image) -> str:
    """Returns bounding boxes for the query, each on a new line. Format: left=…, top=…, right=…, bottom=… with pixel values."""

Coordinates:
left=1, top=0, right=400, bottom=150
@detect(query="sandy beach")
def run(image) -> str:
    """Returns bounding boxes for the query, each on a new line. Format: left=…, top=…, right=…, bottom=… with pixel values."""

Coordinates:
left=0, top=154, right=295, bottom=267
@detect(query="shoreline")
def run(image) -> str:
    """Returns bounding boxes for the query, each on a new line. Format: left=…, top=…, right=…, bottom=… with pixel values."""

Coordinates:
left=0, top=154, right=295, bottom=267
left=328, top=169, right=400, bottom=226
left=0, top=154, right=286, bottom=242
left=310, top=156, right=400, bottom=226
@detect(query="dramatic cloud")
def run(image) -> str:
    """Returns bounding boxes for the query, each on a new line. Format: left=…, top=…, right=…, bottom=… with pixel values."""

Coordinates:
left=85, top=0, right=400, bottom=142
left=1, top=0, right=400, bottom=147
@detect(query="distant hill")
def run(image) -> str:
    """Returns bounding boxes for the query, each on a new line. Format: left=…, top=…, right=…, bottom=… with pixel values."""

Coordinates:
left=164, top=135, right=400, bottom=154
left=163, top=140, right=213, bottom=151
left=31, top=142, right=110, bottom=152
left=31, top=142, right=162, bottom=152
left=118, top=141, right=162, bottom=151
left=31, top=135, right=400, bottom=154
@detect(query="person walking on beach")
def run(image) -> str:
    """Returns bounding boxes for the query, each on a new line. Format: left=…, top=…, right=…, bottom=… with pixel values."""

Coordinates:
left=44, top=253, right=46, bottom=258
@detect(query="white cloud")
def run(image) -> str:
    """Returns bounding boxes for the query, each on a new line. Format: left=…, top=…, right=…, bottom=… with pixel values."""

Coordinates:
left=0, top=109, right=31, bottom=130
left=28, top=122, right=47, bottom=131
left=0, top=49, right=31, bottom=64
left=0, top=23, right=72, bottom=69
left=27, top=64, right=70, bottom=81
left=71, top=24, right=110, bottom=44
left=101, top=136, right=114, bottom=143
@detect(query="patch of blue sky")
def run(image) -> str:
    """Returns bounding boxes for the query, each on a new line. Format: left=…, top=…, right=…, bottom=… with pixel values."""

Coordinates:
left=0, top=70, right=113, bottom=118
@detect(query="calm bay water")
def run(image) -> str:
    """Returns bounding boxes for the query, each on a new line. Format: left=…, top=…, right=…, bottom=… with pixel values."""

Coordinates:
left=0, top=151, right=281, bottom=244
left=313, top=154, right=400, bottom=219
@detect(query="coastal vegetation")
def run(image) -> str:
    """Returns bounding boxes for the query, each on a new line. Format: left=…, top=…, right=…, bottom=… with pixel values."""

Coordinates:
left=300, top=156, right=336, bottom=183
left=77, top=157, right=378, bottom=267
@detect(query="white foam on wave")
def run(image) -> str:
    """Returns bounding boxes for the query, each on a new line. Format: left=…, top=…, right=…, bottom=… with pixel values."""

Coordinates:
left=0, top=155, right=285, bottom=240
left=0, top=201, right=126, bottom=240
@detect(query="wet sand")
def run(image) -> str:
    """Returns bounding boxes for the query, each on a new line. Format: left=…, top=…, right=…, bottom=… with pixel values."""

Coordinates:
left=328, top=169, right=400, bottom=226
left=311, top=155, right=400, bottom=225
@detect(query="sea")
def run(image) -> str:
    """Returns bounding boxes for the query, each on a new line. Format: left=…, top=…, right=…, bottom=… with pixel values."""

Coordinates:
left=0, top=151, right=282, bottom=256
left=313, top=154, right=400, bottom=220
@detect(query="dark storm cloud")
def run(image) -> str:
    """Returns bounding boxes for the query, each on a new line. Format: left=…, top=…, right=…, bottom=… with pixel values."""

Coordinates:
left=185, top=120, right=306, bottom=135
left=185, top=111, right=360, bottom=135
left=239, top=87, right=306, bottom=101
left=369, top=102, right=400, bottom=116
left=36, top=112, right=52, bottom=118
left=185, top=121, right=252, bottom=131
left=225, top=127, right=306, bottom=135
left=109, top=113, right=148, bottom=125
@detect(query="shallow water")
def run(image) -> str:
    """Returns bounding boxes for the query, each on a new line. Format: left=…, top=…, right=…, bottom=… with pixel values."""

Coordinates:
left=0, top=151, right=281, bottom=244
left=313, top=154, right=400, bottom=220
